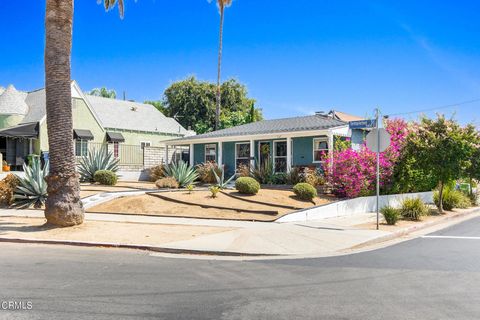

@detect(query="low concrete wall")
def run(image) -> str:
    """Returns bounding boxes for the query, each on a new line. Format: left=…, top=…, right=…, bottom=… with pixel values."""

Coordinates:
left=276, top=191, right=434, bottom=223
left=117, top=169, right=151, bottom=182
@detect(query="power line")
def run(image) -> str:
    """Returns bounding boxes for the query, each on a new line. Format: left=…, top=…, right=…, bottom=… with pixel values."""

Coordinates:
left=385, top=98, right=480, bottom=117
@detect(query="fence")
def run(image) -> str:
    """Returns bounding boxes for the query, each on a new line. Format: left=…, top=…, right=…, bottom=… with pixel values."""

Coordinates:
left=77, top=142, right=187, bottom=169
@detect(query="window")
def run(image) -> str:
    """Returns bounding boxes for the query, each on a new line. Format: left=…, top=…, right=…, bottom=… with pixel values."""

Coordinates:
left=113, top=142, right=119, bottom=158
left=75, top=139, right=88, bottom=157
left=140, top=141, right=151, bottom=149
left=235, top=143, right=250, bottom=169
left=205, top=144, right=217, bottom=162
left=313, top=138, right=329, bottom=162
left=273, top=141, right=287, bottom=173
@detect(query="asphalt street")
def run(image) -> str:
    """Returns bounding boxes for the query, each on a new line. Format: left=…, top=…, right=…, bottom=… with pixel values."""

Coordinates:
left=1, top=217, right=480, bottom=320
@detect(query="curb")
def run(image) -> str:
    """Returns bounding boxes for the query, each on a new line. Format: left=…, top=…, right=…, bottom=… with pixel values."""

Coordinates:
left=0, top=237, right=281, bottom=257
left=350, top=208, right=480, bottom=250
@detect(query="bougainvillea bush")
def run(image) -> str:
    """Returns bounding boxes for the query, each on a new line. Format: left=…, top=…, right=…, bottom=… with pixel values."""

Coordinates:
left=325, top=119, right=409, bottom=198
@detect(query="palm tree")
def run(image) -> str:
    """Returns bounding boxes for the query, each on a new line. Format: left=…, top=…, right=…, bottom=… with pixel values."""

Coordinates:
left=89, top=87, right=117, bottom=99
left=213, top=0, right=232, bottom=130
left=44, top=0, right=124, bottom=226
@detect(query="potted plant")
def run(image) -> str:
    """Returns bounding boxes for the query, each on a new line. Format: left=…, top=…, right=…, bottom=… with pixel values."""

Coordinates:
left=2, top=160, right=10, bottom=172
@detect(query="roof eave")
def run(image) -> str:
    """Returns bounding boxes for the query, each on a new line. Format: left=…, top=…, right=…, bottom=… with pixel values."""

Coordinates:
left=165, top=125, right=349, bottom=145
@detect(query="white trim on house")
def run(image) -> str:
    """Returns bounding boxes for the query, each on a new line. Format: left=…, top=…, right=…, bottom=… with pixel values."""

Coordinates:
left=204, top=143, right=217, bottom=163
left=164, top=127, right=348, bottom=146
left=312, top=137, right=329, bottom=164
left=235, top=142, right=250, bottom=171
left=273, top=139, right=287, bottom=173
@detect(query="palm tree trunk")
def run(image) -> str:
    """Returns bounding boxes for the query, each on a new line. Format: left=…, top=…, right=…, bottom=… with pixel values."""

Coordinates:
left=215, top=5, right=225, bottom=131
left=44, top=0, right=84, bottom=226
left=438, top=181, right=444, bottom=214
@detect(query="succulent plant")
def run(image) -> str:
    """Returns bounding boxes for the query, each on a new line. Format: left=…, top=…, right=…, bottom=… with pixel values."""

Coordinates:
left=14, top=158, right=49, bottom=209
left=163, top=161, right=198, bottom=187
left=78, top=146, right=119, bottom=182
left=213, top=165, right=235, bottom=189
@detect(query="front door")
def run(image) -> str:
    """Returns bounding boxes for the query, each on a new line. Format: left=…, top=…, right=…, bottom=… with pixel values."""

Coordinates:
left=258, top=141, right=271, bottom=167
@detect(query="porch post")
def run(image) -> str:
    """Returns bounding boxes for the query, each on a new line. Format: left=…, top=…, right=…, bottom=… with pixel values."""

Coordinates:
left=286, top=136, right=292, bottom=172
left=189, top=143, right=194, bottom=166
left=165, top=145, right=169, bottom=164
left=218, top=142, right=223, bottom=166
left=249, top=139, right=255, bottom=168
left=328, top=130, right=334, bottom=164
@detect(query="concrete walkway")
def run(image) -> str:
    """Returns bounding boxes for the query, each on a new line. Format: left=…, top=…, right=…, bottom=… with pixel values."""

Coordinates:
left=1, top=208, right=477, bottom=257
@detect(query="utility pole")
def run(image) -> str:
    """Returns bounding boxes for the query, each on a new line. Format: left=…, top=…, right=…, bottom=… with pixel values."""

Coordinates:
left=375, top=108, right=380, bottom=230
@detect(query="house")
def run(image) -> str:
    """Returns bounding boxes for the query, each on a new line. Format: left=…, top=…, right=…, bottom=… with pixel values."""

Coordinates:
left=165, top=111, right=365, bottom=176
left=0, top=81, right=193, bottom=171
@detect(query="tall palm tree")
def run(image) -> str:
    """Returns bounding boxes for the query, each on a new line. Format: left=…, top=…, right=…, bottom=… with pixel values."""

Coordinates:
left=44, top=0, right=124, bottom=226
left=213, top=0, right=232, bottom=130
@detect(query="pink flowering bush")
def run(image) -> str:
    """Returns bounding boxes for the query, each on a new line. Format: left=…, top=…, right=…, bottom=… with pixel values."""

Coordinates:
left=325, top=119, right=408, bottom=198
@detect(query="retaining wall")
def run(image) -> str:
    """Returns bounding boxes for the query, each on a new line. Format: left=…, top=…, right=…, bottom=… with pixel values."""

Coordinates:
left=276, top=191, right=434, bottom=223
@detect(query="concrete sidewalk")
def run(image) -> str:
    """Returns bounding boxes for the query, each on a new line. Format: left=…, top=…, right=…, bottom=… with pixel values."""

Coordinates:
left=0, top=208, right=477, bottom=257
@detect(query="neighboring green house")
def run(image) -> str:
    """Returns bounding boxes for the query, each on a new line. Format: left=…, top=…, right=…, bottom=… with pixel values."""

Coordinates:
left=0, top=81, right=193, bottom=170
left=166, top=111, right=364, bottom=176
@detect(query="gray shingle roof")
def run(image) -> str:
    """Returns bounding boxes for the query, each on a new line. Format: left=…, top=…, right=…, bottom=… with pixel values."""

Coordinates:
left=85, top=95, right=188, bottom=135
left=172, top=115, right=346, bottom=142
left=0, top=85, right=29, bottom=115
left=14, top=86, right=188, bottom=136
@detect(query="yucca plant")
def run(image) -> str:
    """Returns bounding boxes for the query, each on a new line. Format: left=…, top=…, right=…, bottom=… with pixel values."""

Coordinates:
left=213, top=165, right=235, bottom=189
left=14, top=158, right=49, bottom=209
left=251, top=159, right=275, bottom=184
left=77, top=146, right=119, bottom=182
left=163, top=161, right=199, bottom=187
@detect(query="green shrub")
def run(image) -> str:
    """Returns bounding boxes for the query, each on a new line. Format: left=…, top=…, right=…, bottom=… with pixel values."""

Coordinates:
left=155, top=177, right=179, bottom=189
left=400, top=197, right=429, bottom=221
left=293, top=183, right=318, bottom=201
left=434, top=188, right=471, bottom=211
left=209, top=186, right=220, bottom=198
left=164, top=161, right=198, bottom=187
left=94, top=170, right=118, bottom=186
left=78, top=147, right=119, bottom=182
left=235, top=177, right=260, bottom=195
left=381, top=206, right=400, bottom=225
left=186, top=184, right=195, bottom=194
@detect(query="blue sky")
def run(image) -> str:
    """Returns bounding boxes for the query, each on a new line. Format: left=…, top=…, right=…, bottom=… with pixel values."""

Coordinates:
left=1, top=1, right=480, bottom=124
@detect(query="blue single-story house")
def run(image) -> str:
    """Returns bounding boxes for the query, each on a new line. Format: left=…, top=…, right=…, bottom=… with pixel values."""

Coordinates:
left=165, top=111, right=365, bottom=176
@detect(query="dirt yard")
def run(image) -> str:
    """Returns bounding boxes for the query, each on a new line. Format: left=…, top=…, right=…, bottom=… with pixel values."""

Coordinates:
left=0, top=216, right=234, bottom=246
left=80, top=181, right=156, bottom=198
left=87, top=188, right=334, bottom=221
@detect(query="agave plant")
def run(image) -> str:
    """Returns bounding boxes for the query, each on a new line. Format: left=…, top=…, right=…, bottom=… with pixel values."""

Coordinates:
left=14, top=158, right=49, bottom=209
left=163, top=161, right=199, bottom=187
left=77, top=147, right=119, bottom=182
left=213, top=165, right=235, bottom=189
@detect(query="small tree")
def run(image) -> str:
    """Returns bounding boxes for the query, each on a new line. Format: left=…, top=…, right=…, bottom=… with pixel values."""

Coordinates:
left=408, top=115, right=477, bottom=213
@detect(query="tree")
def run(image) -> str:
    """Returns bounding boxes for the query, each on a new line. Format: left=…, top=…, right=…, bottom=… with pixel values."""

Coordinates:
left=44, top=0, right=123, bottom=227
left=89, top=87, right=117, bottom=99
left=325, top=119, right=409, bottom=198
left=212, top=0, right=233, bottom=130
left=162, top=76, right=262, bottom=134
left=406, top=115, right=477, bottom=213
left=144, top=100, right=167, bottom=114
